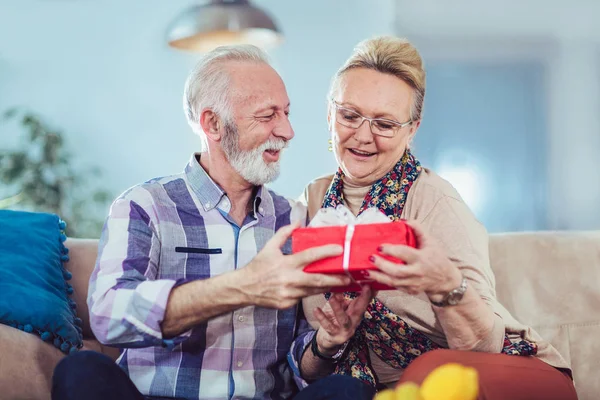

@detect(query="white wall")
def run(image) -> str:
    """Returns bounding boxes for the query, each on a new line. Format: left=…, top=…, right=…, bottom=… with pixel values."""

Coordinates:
left=0, top=1, right=200, bottom=198
left=394, top=0, right=600, bottom=230
left=395, top=0, right=600, bottom=39
left=0, top=0, right=394, bottom=205
left=2, top=0, right=598, bottom=230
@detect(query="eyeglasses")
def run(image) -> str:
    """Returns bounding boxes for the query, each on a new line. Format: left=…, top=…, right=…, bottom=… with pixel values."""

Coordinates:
left=330, top=100, right=413, bottom=138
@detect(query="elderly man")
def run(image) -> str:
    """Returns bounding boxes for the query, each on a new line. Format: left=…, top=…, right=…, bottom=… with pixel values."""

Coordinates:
left=51, top=45, right=375, bottom=400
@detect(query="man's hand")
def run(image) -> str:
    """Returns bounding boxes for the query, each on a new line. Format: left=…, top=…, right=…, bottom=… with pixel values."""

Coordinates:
left=314, top=286, right=374, bottom=355
left=239, top=221, right=352, bottom=309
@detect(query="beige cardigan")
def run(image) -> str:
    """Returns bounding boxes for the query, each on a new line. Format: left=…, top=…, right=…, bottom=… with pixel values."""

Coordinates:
left=300, top=167, right=570, bottom=385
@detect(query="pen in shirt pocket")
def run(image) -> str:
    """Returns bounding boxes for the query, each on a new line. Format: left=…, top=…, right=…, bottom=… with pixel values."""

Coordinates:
left=175, top=246, right=222, bottom=255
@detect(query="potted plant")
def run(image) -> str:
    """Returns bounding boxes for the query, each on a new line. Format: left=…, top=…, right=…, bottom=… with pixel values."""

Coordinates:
left=0, top=109, right=112, bottom=238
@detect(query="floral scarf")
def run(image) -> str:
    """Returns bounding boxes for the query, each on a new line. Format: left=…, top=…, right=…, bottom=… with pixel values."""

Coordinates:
left=321, top=150, right=538, bottom=387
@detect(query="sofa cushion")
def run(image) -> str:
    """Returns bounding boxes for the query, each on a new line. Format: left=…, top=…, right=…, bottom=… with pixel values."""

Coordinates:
left=0, top=210, right=83, bottom=354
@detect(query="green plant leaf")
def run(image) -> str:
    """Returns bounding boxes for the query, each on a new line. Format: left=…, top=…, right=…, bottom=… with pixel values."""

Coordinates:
left=3, top=108, right=19, bottom=120
left=0, top=192, right=23, bottom=209
left=0, top=108, right=113, bottom=238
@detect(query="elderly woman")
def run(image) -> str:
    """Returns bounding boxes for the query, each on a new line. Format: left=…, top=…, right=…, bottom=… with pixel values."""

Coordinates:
left=289, top=36, right=577, bottom=400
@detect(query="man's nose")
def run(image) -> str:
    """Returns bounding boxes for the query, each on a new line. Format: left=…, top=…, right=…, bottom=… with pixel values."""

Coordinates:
left=274, top=115, right=294, bottom=141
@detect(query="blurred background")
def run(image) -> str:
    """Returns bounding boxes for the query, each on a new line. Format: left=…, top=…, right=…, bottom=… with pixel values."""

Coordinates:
left=1, top=0, right=599, bottom=237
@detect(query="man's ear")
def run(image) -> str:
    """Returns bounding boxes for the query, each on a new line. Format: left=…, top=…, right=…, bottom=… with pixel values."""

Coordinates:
left=199, top=109, right=222, bottom=142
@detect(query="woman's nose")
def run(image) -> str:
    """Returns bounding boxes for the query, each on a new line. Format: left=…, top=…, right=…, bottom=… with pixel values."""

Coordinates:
left=353, top=120, right=375, bottom=143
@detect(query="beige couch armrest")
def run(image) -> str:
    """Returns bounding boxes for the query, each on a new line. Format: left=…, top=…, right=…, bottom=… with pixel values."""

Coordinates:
left=0, top=324, right=63, bottom=400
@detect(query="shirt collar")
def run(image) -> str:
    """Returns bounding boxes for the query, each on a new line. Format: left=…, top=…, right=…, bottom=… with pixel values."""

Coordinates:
left=253, top=185, right=273, bottom=218
left=185, top=153, right=272, bottom=217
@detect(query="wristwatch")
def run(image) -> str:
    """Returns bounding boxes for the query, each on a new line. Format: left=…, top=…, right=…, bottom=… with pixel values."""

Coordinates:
left=430, top=276, right=468, bottom=307
left=310, top=331, right=348, bottom=364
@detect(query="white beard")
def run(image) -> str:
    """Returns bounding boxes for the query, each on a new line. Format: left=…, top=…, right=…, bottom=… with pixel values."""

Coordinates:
left=221, top=122, right=287, bottom=186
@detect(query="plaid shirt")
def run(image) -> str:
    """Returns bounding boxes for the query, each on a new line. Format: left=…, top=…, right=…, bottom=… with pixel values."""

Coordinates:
left=88, top=154, right=310, bottom=400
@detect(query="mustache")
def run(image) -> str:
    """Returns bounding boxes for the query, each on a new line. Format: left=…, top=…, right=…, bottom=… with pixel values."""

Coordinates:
left=257, top=139, right=288, bottom=152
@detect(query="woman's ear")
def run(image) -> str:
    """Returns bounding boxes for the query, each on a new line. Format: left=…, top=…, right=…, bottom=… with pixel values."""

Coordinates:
left=407, top=120, right=421, bottom=146
left=199, top=109, right=222, bottom=142
left=327, top=104, right=333, bottom=132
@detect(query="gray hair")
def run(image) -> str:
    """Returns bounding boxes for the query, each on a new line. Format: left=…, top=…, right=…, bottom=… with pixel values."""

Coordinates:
left=183, top=44, right=271, bottom=141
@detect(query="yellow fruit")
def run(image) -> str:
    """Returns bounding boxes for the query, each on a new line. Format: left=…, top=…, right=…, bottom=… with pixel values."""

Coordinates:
left=395, top=382, right=422, bottom=399
left=420, top=363, right=479, bottom=400
left=374, top=389, right=397, bottom=400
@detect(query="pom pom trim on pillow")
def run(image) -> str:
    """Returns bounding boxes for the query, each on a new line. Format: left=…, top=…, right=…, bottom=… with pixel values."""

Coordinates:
left=4, top=218, right=83, bottom=355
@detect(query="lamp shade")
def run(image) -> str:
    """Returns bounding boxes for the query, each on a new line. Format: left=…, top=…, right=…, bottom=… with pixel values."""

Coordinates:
left=167, top=0, right=282, bottom=53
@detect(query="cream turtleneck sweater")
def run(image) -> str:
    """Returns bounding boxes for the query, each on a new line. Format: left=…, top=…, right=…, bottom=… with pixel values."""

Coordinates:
left=340, top=179, right=371, bottom=217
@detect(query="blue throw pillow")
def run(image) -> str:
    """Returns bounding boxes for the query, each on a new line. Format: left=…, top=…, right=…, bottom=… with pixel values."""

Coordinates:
left=0, top=210, right=83, bottom=354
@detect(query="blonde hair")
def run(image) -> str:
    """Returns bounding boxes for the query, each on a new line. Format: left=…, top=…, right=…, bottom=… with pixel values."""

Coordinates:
left=329, top=36, right=426, bottom=121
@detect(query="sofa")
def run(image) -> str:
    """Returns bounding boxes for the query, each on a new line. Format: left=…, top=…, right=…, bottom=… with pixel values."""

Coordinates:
left=0, top=232, right=599, bottom=400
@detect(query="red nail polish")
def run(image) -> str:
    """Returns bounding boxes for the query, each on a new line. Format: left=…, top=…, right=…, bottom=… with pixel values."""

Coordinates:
left=364, top=271, right=370, bottom=277
left=369, top=255, right=375, bottom=262
left=377, top=246, right=383, bottom=252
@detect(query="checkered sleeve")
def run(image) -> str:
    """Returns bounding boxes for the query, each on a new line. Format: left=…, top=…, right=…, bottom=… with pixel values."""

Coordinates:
left=87, top=188, right=191, bottom=348
left=288, top=304, right=315, bottom=389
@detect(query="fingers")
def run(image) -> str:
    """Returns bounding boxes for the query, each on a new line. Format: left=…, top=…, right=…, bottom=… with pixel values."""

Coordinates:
left=371, top=253, right=417, bottom=280
left=294, top=271, right=351, bottom=290
left=294, top=286, right=341, bottom=298
left=328, top=294, right=352, bottom=330
left=293, top=244, right=343, bottom=267
left=267, top=220, right=301, bottom=250
left=341, top=299, right=350, bottom=312
left=371, top=254, right=421, bottom=276
left=314, top=307, right=337, bottom=333
left=366, top=269, right=421, bottom=295
left=278, top=284, right=347, bottom=303
left=378, top=244, right=419, bottom=264
left=366, top=269, right=396, bottom=288
left=347, top=285, right=374, bottom=318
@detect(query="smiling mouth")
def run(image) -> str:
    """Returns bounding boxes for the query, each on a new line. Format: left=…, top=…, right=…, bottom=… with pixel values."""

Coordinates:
left=263, top=149, right=281, bottom=162
left=349, top=148, right=376, bottom=157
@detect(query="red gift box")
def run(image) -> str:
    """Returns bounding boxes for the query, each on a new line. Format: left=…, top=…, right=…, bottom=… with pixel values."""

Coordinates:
left=292, top=221, right=417, bottom=292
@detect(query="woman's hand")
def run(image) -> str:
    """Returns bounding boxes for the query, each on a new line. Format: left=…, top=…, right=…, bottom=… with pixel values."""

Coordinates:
left=367, top=222, right=463, bottom=304
left=313, top=285, right=374, bottom=355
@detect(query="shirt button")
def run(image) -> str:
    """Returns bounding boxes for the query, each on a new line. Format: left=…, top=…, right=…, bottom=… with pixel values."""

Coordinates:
left=237, top=361, right=243, bottom=368
left=205, top=202, right=211, bottom=208
left=258, top=206, right=264, bottom=214
left=238, top=315, right=244, bottom=322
